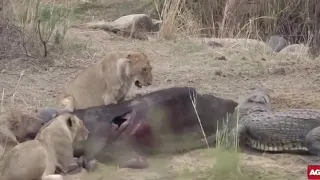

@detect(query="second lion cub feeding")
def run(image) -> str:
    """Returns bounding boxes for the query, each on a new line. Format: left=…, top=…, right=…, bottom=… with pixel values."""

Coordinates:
left=58, top=51, right=153, bottom=111
left=0, top=113, right=89, bottom=180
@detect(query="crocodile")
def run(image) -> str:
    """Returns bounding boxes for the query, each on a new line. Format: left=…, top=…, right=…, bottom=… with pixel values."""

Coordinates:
left=229, top=88, right=320, bottom=155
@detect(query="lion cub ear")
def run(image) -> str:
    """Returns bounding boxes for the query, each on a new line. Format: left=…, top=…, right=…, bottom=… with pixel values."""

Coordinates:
left=67, top=116, right=73, bottom=128
left=126, top=53, right=139, bottom=64
left=126, top=54, right=132, bottom=59
left=126, top=54, right=133, bottom=63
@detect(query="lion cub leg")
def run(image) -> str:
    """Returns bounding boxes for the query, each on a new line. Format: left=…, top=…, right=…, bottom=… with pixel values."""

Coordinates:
left=102, top=90, right=118, bottom=105
left=42, top=174, right=63, bottom=180
left=55, top=157, right=82, bottom=175
left=66, top=157, right=83, bottom=173
left=59, top=148, right=83, bottom=175
left=42, top=163, right=63, bottom=180
left=65, top=157, right=83, bottom=174
left=60, top=95, right=75, bottom=112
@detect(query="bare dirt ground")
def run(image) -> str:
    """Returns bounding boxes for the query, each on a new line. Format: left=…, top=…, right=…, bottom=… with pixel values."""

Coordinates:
left=1, top=1, right=320, bottom=180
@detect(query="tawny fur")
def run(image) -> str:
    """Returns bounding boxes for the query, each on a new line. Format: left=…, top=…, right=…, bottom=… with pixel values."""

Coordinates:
left=0, top=113, right=89, bottom=180
left=57, top=50, right=153, bottom=111
left=0, top=109, right=44, bottom=152
left=0, top=126, right=18, bottom=154
left=71, top=14, right=162, bottom=40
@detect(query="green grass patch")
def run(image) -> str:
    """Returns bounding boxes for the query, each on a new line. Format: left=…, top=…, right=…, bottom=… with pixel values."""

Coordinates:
left=170, top=147, right=274, bottom=180
left=39, top=4, right=71, bottom=23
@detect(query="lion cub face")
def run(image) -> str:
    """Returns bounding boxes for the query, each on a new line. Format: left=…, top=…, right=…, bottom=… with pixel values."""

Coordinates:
left=77, top=118, right=89, bottom=141
left=127, top=52, right=153, bottom=88
left=8, top=111, right=44, bottom=142
left=64, top=114, right=89, bottom=142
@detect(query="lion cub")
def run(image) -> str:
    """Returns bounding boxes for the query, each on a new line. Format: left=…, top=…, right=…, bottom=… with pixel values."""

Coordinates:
left=0, top=113, right=89, bottom=180
left=0, top=109, right=44, bottom=153
left=58, top=51, right=153, bottom=111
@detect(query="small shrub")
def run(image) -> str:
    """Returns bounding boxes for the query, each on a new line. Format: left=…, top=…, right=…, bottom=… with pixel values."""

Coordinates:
left=2, top=0, right=75, bottom=58
left=37, top=3, right=73, bottom=57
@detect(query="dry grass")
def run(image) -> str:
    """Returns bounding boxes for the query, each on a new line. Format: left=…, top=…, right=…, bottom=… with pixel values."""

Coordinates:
left=26, top=0, right=320, bottom=46
left=1, top=32, right=315, bottom=180
left=157, top=0, right=201, bottom=40
left=149, top=0, right=320, bottom=57
left=157, top=0, right=319, bottom=38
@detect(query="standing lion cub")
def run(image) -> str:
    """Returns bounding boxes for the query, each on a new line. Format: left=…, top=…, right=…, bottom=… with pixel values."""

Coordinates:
left=0, top=113, right=89, bottom=180
left=58, top=51, right=153, bottom=111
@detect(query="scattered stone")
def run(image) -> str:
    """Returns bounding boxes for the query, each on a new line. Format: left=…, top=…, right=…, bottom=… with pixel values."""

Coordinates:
left=202, top=38, right=273, bottom=53
left=241, top=57, right=247, bottom=60
left=279, top=44, right=309, bottom=55
left=261, top=57, right=266, bottom=61
left=215, top=70, right=223, bottom=76
left=271, top=67, right=286, bottom=75
left=267, top=35, right=288, bottom=52
left=268, top=154, right=283, bottom=161
left=216, top=56, right=227, bottom=61
left=206, top=41, right=223, bottom=48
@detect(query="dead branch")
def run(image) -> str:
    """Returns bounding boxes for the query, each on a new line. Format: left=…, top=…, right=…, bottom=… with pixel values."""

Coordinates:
left=37, top=19, right=47, bottom=57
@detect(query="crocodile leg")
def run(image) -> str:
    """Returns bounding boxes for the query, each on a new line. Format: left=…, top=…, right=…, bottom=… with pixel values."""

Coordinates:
left=305, top=126, right=320, bottom=156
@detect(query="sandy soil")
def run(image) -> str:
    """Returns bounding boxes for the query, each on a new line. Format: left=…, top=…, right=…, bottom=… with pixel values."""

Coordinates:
left=1, top=27, right=316, bottom=179
left=1, top=1, right=320, bottom=180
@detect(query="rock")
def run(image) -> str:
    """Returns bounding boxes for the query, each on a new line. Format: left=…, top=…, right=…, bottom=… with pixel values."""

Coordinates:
left=71, top=14, right=162, bottom=40
left=279, top=44, right=309, bottom=55
left=267, top=35, right=287, bottom=52
left=206, top=41, right=223, bottom=48
left=203, top=38, right=273, bottom=53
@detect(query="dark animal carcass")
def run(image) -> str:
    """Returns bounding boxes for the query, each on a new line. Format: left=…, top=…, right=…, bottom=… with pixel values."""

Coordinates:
left=36, top=87, right=238, bottom=170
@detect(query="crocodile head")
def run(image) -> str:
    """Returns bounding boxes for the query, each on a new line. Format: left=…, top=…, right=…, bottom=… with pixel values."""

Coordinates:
left=234, top=87, right=272, bottom=118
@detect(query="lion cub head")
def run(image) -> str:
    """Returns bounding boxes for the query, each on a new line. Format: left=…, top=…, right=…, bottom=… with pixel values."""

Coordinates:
left=62, top=114, right=89, bottom=142
left=35, top=108, right=89, bottom=142
left=2, top=110, right=44, bottom=142
left=126, top=51, right=153, bottom=88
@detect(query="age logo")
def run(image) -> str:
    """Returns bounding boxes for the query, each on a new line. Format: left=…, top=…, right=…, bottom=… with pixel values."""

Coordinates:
left=308, top=165, right=320, bottom=179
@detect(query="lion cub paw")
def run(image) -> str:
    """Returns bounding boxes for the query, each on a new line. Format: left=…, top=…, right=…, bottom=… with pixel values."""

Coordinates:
left=42, top=174, right=63, bottom=180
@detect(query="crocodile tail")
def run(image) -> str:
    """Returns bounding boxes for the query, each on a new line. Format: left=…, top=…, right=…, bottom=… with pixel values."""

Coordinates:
left=246, top=137, right=308, bottom=152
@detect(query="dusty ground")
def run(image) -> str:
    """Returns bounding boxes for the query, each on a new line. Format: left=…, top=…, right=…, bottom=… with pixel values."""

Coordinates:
left=1, top=0, right=320, bottom=180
